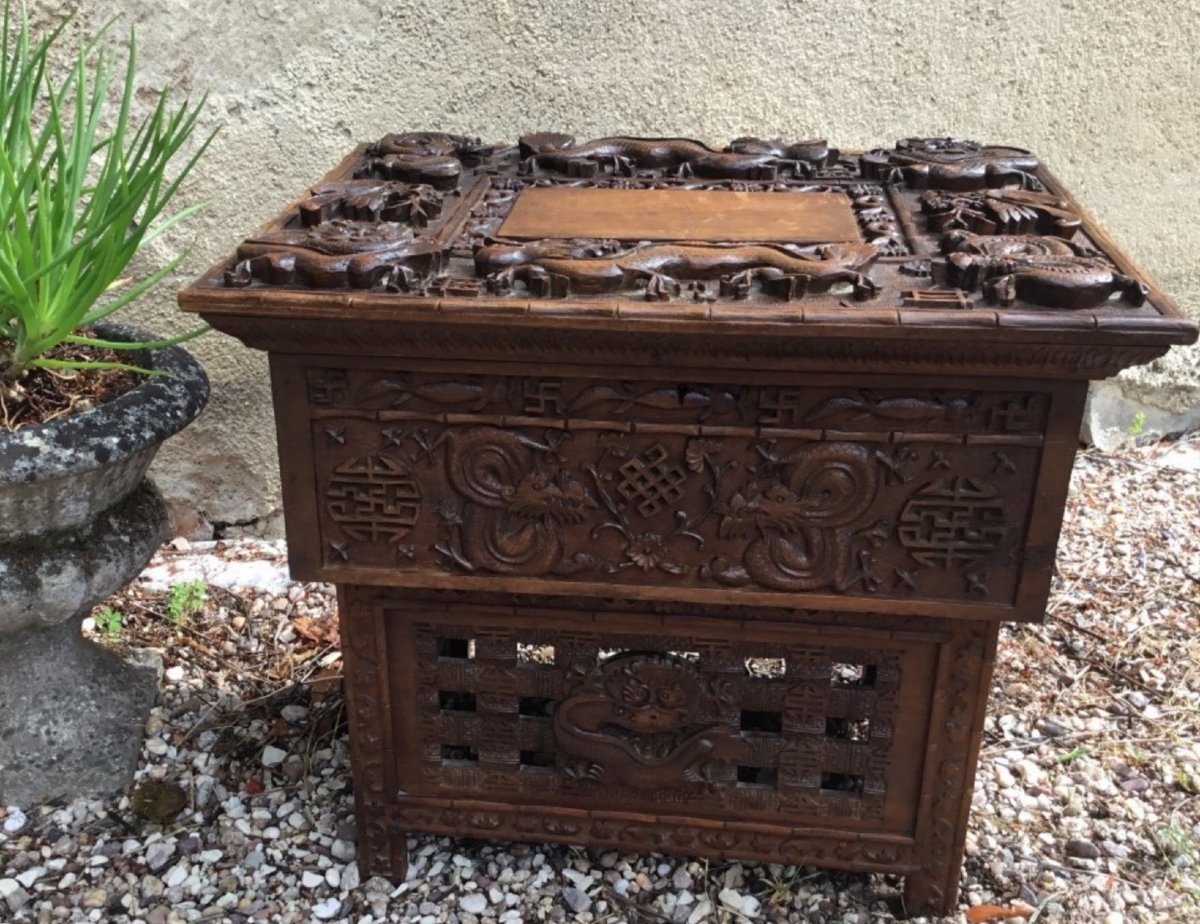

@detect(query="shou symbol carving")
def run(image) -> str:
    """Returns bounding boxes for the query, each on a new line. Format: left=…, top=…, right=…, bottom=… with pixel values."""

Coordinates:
left=897, top=477, right=1008, bottom=568
left=326, top=455, right=422, bottom=542
left=310, top=373, right=1044, bottom=605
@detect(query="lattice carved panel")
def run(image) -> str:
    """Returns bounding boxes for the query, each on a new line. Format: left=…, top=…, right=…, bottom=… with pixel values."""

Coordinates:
left=388, top=605, right=939, bottom=832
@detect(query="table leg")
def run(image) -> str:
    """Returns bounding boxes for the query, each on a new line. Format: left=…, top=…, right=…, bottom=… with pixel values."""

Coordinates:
left=904, top=620, right=999, bottom=917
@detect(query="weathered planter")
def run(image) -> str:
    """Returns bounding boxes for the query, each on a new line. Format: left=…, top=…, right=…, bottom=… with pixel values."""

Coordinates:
left=0, top=324, right=209, bottom=805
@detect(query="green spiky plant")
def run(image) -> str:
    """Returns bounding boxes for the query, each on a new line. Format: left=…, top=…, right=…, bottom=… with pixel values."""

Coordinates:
left=0, top=2, right=213, bottom=390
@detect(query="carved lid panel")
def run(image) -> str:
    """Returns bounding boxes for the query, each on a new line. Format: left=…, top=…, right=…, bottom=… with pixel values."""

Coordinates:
left=181, top=132, right=1196, bottom=374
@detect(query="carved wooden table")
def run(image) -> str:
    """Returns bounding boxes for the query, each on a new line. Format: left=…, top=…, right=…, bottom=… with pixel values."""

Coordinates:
left=181, top=133, right=1196, bottom=916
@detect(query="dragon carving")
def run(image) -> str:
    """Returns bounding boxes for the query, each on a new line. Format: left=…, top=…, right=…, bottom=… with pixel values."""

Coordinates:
left=553, top=652, right=742, bottom=790
left=861, top=138, right=1041, bottom=190
left=357, top=131, right=494, bottom=189
left=476, top=239, right=879, bottom=300
left=518, top=132, right=836, bottom=179
left=437, top=427, right=596, bottom=575
left=942, top=231, right=1148, bottom=309
left=708, top=442, right=879, bottom=591
left=226, top=220, right=443, bottom=289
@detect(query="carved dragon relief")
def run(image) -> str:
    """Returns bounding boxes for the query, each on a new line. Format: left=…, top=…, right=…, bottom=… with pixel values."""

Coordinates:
left=518, top=133, right=838, bottom=180
left=552, top=652, right=742, bottom=790
left=706, top=442, right=886, bottom=592
left=941, top=231, right=1148, bottom=309
left=434, top=427, right=596, bottom=575
left=475, top=239, right=880, bottom=301
left=356, top=131, right=496, bottom=188
left=213, top=132, right=1162, bottom=321
left=225, top=220, right=445, bottom=289
left=860, top=138, right=1042, bottom=190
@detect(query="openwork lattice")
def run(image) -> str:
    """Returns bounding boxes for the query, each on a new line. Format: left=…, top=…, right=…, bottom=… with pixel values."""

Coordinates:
left=408, top=616, right=909, bottom=822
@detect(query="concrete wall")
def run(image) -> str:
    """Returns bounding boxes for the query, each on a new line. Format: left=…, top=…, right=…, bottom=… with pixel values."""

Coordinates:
left=36, top=0, right=1200, bottom=534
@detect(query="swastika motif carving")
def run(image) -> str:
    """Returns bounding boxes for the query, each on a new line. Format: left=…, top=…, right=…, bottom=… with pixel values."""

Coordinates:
left=616, top=444, right=689, bottom=516
left=305, top=372, right=1047, bottom=610
left=897, top=477, right=1008, bottom=568
left=326, top=454, right=422, bottom=542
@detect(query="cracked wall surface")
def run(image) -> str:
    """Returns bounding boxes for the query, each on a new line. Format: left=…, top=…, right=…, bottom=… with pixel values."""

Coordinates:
left=35, top=0, right=1200, bottom=534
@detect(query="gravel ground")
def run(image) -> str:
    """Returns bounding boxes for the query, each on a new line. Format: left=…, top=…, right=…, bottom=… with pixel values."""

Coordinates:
left=1, top=437, right=1198, bottom=924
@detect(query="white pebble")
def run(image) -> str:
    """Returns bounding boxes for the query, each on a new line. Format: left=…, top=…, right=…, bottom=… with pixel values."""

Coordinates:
left=163, top=864, right=188, bottom=889
left=261, top=745, right=287, bottom=768
left=719, top=888, right=745, bottom=913
left=164, top=665, right=186, bottom=682
left=460, top=892, right=488, bottom=914
left=312, top=898, right=342, bottom=920
left=3, top=807, right=27, bottom=834
left=281, top=704, right=308, bottom=723
left=15, top=867, right=44, bottom=889
left=302, top=871, right=325, bottom=889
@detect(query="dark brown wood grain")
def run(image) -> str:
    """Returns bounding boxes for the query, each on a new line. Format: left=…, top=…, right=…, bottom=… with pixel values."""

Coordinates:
left=181, top=133, right=1197, bottom=917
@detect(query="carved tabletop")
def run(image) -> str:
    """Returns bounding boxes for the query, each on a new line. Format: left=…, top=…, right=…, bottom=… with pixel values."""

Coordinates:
left=183, top=133, right=1194, bottom=378
left=180, top=133, right=1196, bottom=918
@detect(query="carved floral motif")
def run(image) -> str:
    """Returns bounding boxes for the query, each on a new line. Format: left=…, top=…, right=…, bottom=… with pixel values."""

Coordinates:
left=920, top=188, right=1080, bottom=238
left=311, top=371, right=1041, bottom=605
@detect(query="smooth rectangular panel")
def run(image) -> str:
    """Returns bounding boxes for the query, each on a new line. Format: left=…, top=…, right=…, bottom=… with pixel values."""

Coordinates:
left=497, top=186, right=862, bottom=243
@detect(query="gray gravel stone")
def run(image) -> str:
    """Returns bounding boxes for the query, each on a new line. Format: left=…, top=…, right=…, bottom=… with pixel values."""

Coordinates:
left=1066, top=838, right=1101, bottom=859
left=562, top=886, right=590, bottom=913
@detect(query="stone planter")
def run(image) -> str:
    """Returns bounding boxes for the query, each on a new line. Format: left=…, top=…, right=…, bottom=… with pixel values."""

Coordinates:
left=0, top=324, right=209, bottom=805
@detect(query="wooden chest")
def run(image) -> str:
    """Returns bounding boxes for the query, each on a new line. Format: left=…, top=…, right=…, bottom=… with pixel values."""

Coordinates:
left=180, top=133, right=1196, bottom=916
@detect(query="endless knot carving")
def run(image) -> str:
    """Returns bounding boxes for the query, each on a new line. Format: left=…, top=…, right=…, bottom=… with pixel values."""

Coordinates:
left=897, top=477, right=1007, bottom=568
left=617, top=444, right=689, bottom=516
left=326, top=454, right=422, bottom=542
